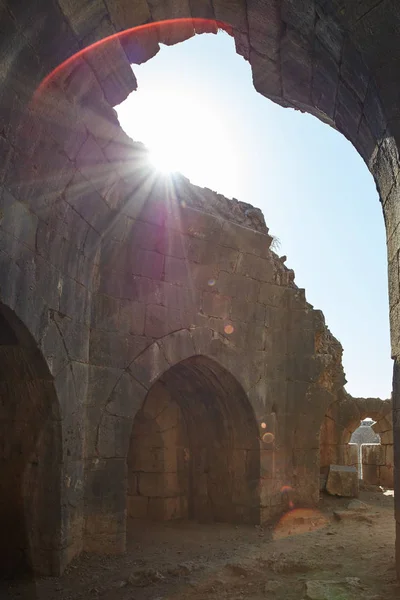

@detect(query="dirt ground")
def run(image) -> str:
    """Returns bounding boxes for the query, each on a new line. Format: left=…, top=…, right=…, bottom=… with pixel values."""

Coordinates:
left=2, top=486, right=399, bottom=600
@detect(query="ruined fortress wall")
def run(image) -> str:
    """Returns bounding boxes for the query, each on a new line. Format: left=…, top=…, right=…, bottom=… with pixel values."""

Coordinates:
left=0, top=68, right=347, bottom=571
left=85, top=129, right=346, bottom=553
left=0, top=0, right=398, bottom=576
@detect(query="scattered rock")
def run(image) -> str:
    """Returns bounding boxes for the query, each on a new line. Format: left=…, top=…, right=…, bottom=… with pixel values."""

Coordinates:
left=333, top=510, right=374, bottom=523
left=326, top=465, right=359, bottom=498
left=347, top=500, right=368, bottom=511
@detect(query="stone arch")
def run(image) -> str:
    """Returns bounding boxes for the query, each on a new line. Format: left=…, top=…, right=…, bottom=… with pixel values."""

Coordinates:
left=15, top=8, right=394, bottom=251
left=0, top=302, right=62, bottom=577
left=127, top=354, right=260, bottom=525
left=2, top=0, right=400, bottom=577
left=319, top=394, right=393, bottom=487
left=84, top=327, right=272, bottom=552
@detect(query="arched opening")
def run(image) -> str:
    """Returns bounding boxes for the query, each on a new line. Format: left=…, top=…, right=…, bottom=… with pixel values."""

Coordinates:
left=319, top=396, right=393, bottom=491
left=350, top=418, right=381, bottom=479
left=127, top=356, right=260, bottom=527
left=0, top=304, right=61, bottom=579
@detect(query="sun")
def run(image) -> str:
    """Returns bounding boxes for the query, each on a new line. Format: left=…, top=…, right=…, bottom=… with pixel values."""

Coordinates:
left=148, top=144, right=179, bottom=174
left=116, top=77, right=239, bottom=196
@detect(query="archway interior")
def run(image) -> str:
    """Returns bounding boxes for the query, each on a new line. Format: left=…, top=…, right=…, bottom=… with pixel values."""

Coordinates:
left=350, top=418, right=381, bottom=479
left=0, top=307, right=61, bottom=578
left=320, top=402, right=393, bottom=490
left=127, top=356, right=260, bottom=526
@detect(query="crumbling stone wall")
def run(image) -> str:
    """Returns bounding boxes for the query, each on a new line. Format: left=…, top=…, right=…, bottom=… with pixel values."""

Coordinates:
left=1, top=0, right=400, bottom=577
left=84, top=157, right=346, bottom=553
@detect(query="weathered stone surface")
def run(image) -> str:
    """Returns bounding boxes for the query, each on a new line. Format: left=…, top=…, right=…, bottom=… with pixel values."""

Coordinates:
left=326, top=465, right=359, bottom=498
left=2, top=0, right=400, bottom=579
left=333, top=510, right=374, bottom=523
left=347, top=499, right=368, bottom=511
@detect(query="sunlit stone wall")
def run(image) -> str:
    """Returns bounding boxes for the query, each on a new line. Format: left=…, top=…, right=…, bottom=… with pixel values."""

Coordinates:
left=2, top=0, right=400, bottom=576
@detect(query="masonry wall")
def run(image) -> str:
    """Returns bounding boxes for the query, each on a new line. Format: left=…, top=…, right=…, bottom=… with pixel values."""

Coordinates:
left=1, top=0, right=400, bottom=575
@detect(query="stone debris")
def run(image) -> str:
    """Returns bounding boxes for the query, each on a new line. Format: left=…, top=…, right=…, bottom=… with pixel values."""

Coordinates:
left=347, top=499, right=368, bottom=511
left=326, top=465, right=359, bottom=497
left=333, top=510, right=374, bottom=523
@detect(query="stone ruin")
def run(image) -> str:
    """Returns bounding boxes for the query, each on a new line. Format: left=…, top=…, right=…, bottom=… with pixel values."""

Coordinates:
left=1, top=0, right=400, bottom=582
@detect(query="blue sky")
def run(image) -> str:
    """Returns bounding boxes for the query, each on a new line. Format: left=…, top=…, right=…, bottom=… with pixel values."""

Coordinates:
left=116, top=30, right=391, bottom=399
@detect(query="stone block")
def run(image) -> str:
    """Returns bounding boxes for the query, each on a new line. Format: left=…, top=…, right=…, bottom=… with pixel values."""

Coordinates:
left=230, top=299, right=265, bottom=323
left=217, top=271, right=260, bottom=302
left=138, top=472, right=181, bottom=498
left=168, top=205, right=222, bottom=239
left=144, top=304, right=182, bottom=338
left=259, top=449, right=274, bottom=478
left=385, top=444, right=394, bottom=466
left=219, top=221, right=271, bottom=258
left=85, top=458, right=126, bottom=511
left=361, top=443, right=385, bottom=466
left=281, top=28, right=313, bottom=105
left=118, top=299, right=146, bottom=336
left=90, top=329, right=149, bottom=369
left=164, top=255, right=191, bottom=286
left=130, top=248, right=164, bottom=280
left=341, top=38, right=369, bottom=103
left=106, top=372, right=146, bottom=419
left=335, top=80, right=362, bottom=144
left=362, top=463, right=380, bottom=486
left=342, top=443, right=359, bottom=468
left=158, top=328, right=196, bottom=365
left=157, top=403, right=182, bottom=432
left=92, top=293, right=120, bottom=331
left=147, top=496, right=186, bottom=520
left=127, top=494, right=149, bottom=519
left=281, top=0, right=315, bottom=37
left=236, top=252, right=274, bottom=283
left=326, top=465, right=358, bottom=498
left=105, top=0, right=151, bottom=30
left=258, top=283, right=289, bottom=308
left=97, top=414, right=133, bottom=458
left=202, top=291, right=230, bottom=319
left=379, top=465, right=394, bottom=487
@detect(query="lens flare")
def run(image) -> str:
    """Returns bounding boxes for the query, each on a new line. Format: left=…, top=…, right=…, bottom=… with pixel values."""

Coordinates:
left=208, top=278, right=216, bottom=287
left=224, top=324, right=234, bottom=335
left=273, top=508, right=327, bottom=540
left=261, top=422, right=267, bottom=429
left=262, top=432, right=275, bottom=443
left=34, top=19, right=233, bottom=102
